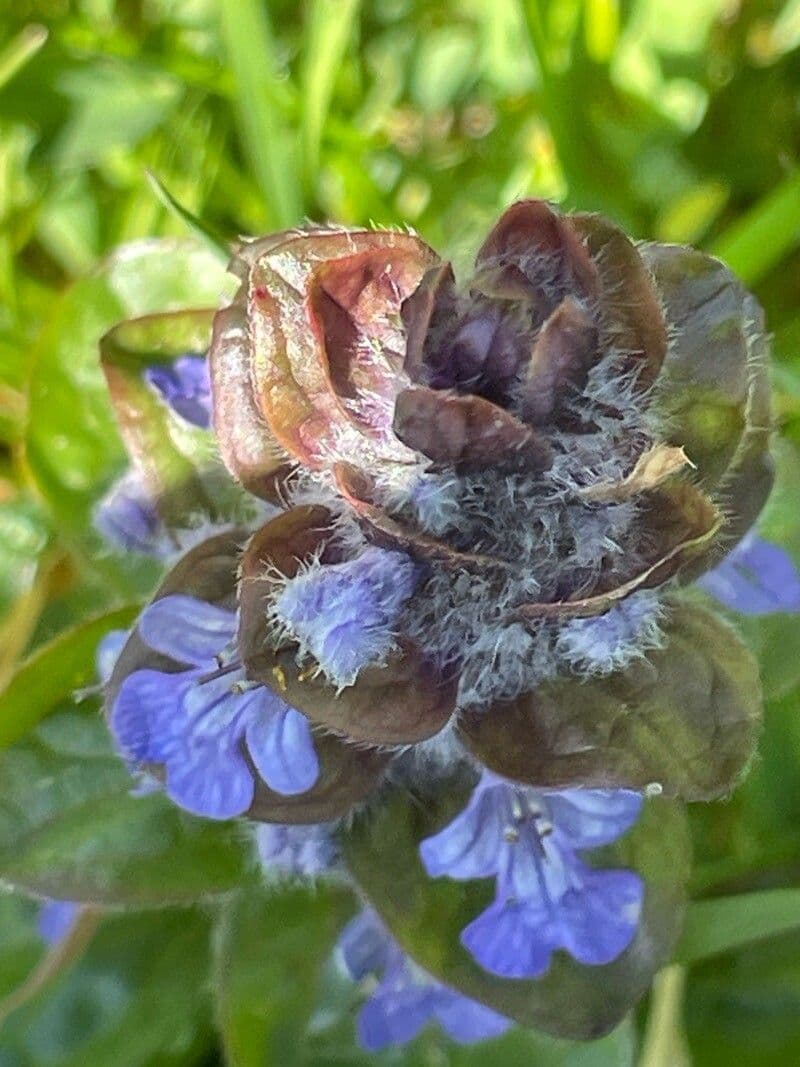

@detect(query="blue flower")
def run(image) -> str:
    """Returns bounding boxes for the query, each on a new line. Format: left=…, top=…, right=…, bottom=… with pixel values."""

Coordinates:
left=273, top=547, right=419, bottom=688
left=111, top=595, right=319, bottom=819
left=94, top=470, right=171, bottom=557
left=255, top=822, right=336, bottom=877
left=556, top=592, right=663, bottom=674
left=338, top=910, right=510, bottom=1051
left=420, top=774, right=643, bottom=979
left=37, top=899, right=80, bottom=945
left=144, top=354, right=212, bottom=428
left=698, top=533, right=800, bottom=615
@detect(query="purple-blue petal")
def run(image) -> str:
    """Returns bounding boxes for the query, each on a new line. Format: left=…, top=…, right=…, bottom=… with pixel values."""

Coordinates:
left=37, top=900, right=80, bottom=945
left=255, top=822, right=335, bottom=876
left=94, top=470, right=168, bottom=557
left=245, top=699, right=320, bottom=796
left=338, top=911, right=512, bottom=1050
left=338, top=911, right=392, bottom=982
left=138, top=595, right=237, bottom=665
left=164, top=739, right=254, bottom=819
left=556, top=863, right=643, bottom=966
left=112, top=660, right=261, bottom=819
left=461, top=897, right=554, bottom=979
left=698, top=534, right=800, bottom=615
left=357, top=984, right=434, bottom=1051
left=433, top=989, right=511, bottom=1043
left=145, top=354, right=212, bottom=429
left=546, top=789, right=643, bottom=850
left=111, top=669, right=193, bottom=762
left=420, top=783, right=506, bottom=881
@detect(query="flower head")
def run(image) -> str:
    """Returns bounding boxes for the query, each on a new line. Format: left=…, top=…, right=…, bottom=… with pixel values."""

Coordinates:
left=145, top=353, right=212, bottom=428
left=698, top=533, right=800, bottom=615
left=98, top=203, right=776, bottom=1043
left=209, top=201, right=771, bottom=756
left=421, top=774, right=644, bottom=978
left=111, top=594, right=320, bottom=819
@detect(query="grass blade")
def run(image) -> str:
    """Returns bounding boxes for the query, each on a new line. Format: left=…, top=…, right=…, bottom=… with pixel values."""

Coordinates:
left=0, top=23, right=48, bottom=90
left=219, top=0, right=302, bottom=228
left=711, top=170, right=800, bottom=286
left=677, top=888, right=800, bottom=964
left=145, top=170, right=230, bottom=261
left=301, top=0, right=361, bottom=188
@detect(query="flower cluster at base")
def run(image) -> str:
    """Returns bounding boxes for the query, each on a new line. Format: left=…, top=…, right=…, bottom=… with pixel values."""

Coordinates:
left=98, top=200, right=800, bottom=1049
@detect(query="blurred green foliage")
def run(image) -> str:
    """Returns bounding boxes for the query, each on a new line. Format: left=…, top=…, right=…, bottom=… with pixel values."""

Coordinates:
left=1, top=0, right=800, bottom=1064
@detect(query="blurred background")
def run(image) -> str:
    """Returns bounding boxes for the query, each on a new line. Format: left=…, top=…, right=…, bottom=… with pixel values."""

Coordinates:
left=0, top=1, right=800, bottom=1064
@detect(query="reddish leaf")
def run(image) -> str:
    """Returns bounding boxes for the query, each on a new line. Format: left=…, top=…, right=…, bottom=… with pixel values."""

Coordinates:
left=571, top=214, right=667, bottom=391
left=393, top=386, right=552, bottom=472
left=475, top=199, right=599, bottom=303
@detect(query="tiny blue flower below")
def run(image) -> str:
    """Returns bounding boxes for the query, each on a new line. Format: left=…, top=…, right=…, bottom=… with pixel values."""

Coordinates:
left=698, top=533, right=800, bottom=615
left=111, top=594, right=319, bottom=819
left=338, top=909, right=510, bottom=1051
left=144, top=353, right=212, bottom=429
left=420, top=773, right=644, bottom=979
left=37, top=899, right=80, bottom=945
left=94, top=469, right=171, bottom=557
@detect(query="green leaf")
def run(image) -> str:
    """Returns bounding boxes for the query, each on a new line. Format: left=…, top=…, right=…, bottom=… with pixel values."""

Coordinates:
left=641, top=243, right=772, bottom=543
left=0, top=895, right=46, bottom=1003
left=0, top=706, right=255, bottom=904
left=636, top=965, right=691, bottom=1067
left=53, top=64, right=181, bottom=169
left=678, top=890, right=800, bottom=965
left=213, top=884, right=353, bottom=1067
left=343, top=784, right=690, bottom=1040
left=0, top=907, right=214, bottom=1067
left=25, top=238, right=234, bottom=531
left=145, top=171, right=231, bottom=262
left=459, top=599, right=762, bottom=801
left=0, top=496, right=50, bottom=621
left=0, top=907, right=101, bottom=1028
left=0, top=605, right=138, bottom=750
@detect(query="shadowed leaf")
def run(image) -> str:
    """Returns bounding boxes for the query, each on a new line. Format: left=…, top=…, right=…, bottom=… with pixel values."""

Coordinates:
left=462, top=600, right=761, bottom=800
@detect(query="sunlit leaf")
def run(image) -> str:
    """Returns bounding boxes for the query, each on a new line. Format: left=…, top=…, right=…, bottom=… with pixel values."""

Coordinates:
left=0, top=604, right=138, bottom=750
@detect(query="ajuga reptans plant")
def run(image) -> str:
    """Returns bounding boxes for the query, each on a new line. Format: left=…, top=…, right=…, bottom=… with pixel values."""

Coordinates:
left=96, top=200, right=799, bottom=1048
